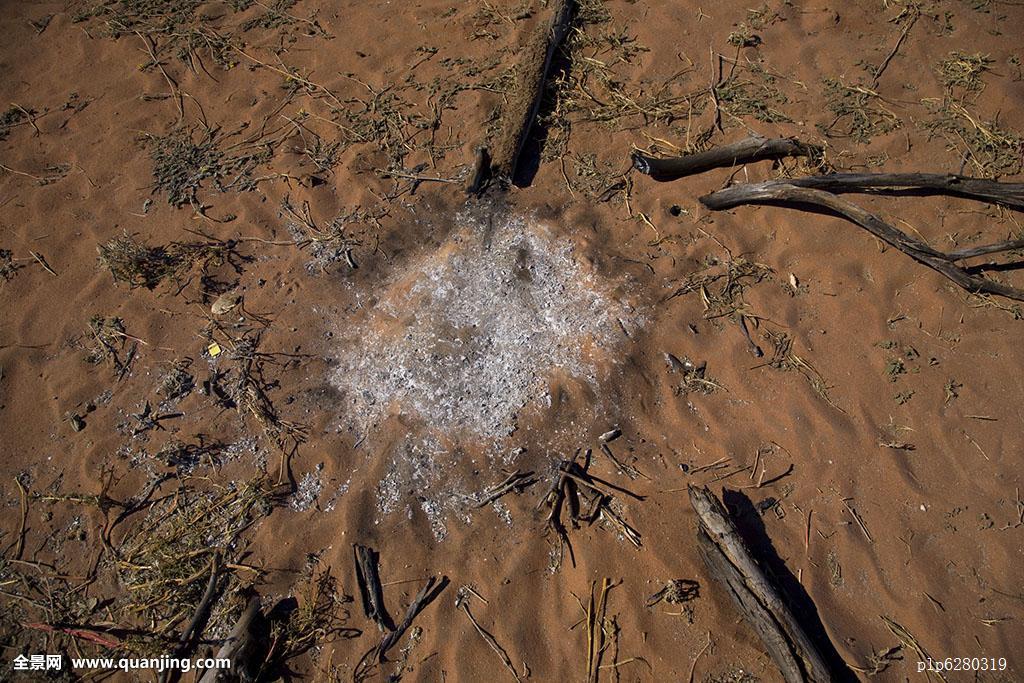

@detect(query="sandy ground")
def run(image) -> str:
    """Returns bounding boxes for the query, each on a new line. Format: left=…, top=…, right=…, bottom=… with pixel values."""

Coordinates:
left=1, top=0, right=1023, bottom=681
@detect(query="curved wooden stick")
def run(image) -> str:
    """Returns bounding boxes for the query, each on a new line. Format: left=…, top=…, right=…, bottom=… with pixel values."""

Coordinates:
left=700, top=182, right=1024, bottom=302
left=632, top=136, right=822, bottom=181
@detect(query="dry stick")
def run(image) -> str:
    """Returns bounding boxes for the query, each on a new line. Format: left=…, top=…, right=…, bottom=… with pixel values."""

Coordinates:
left=487, top=0, right=575, bottom=183
left=632, top=136, right=822, bottom=181
left=136, top=31, right=185, bottom=123
left=870, top=11, right=918, bottom=88
left=599, top=442, right=643, bottom=480
left=688, top=485, right=834, bottom=683
left=688, top=633, right=712, bottom=683
left=459, top=601, right=522, bottom=682
left=0, top=164, right=50, bottom=182
left=29, top=251, right=57, bottom=276
left=700, top=183, right=1024, bottom=302
left=227, top=42, right=344, bottom=108
left=474, top=470, right=537, bottom=508
left=13, top=104, right=40, bottom=135
left=585, top=578, right=612, bottom=683
left=842, top=499, right=873, bottom=544
left=14, top=478, right=28, bottom=560
left=377, top=576, right=448, bottom=661
left=197, top=595, right=262, bottom=683
left=560, top=465, right=645, bottom=501
left=882, top=617, right=948, bottom=683
left=353, top=544, right=394, bottom=632
left=743, top=173, right=1024, bottom=211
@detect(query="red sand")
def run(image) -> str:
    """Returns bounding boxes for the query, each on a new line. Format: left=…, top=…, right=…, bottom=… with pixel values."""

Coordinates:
left=1, top=1, right=1022, bottom=681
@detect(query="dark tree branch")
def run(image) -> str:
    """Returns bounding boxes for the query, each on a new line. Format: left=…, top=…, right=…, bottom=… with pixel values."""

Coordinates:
left=757, top=173, right=1024, bottom=211
left=632, top=136, right=822, bottom=181
left=699, top=182, right=1024, bottom=302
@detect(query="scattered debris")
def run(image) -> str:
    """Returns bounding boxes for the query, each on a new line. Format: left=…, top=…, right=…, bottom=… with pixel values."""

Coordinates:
left=646, top=579, right=700, bottom=607
left=538, top=451, right=643, bottom=569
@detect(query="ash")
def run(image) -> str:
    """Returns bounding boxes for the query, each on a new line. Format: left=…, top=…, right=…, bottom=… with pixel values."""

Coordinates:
left=331, top=211, right=640, bottom=537
left=333, top=212, right=636, bottom=438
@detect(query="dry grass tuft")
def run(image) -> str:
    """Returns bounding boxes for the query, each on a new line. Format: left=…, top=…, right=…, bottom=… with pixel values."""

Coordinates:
left=97, top=232, right=241, bottom=291
left=920, top=101, right=1023, bottom=178
left=937, top=51, right=993, bottom=98
left=113, top=477, right=274, bottom=641
left=820, top=79, right=901, bottom=143
left=146, top=125, right=286, bottom=208
left=716, top=65, right=792, bottom=124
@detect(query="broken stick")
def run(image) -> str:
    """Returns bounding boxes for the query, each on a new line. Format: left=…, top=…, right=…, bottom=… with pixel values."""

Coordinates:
left=688, top=485, right=833, bottom=683
left=474, top=470, right=537, bottom=508
left=354, top=544, right=395, bottom=632
left=632, top=136, right=822, bottom=181
left=377, top=575, right=448, bottom=660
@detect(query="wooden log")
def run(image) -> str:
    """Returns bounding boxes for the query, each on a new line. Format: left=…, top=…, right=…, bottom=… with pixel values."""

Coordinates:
left=688, top=485, right=833, bottom=683
left=699, top=182, right=1024, bottom=302
left=488, top=0, right=575, bottom=184
left=632, top=136, right=822, bottom=181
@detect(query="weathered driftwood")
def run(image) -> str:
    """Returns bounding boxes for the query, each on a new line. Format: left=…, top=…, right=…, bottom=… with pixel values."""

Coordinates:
left=487, top=0, right=575, bottom=184
left=354, top=544, right=395, bottom=632
left=749, top=173, right=1024, bottom=211
left=632, top=136, right=821, bottom=181
left=688, top=485, right=833, bottom=683
left=699, top=182, right=1024, bottom=301
left=197, top=595, right=262, bottom=683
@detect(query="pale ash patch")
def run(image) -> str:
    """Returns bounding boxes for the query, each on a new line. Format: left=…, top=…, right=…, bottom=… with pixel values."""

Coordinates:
left=330, top=212, right=641, bottom=538
left=323, top=477, right=351, bottom=513
left=333, top=213, right=636, bottom=439
left=290, top=463, right=324, bottom=512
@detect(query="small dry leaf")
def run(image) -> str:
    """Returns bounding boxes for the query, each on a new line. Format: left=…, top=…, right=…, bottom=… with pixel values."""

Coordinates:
left=211, top=293, right=241, bottom=315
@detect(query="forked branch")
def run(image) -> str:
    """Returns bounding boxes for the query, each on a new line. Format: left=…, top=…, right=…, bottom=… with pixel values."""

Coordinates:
left=700, top=182, right=1024, bottom=301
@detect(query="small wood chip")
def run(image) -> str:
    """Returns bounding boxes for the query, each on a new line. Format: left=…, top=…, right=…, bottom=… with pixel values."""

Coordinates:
left=211, top=293, right=241, bottom=315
